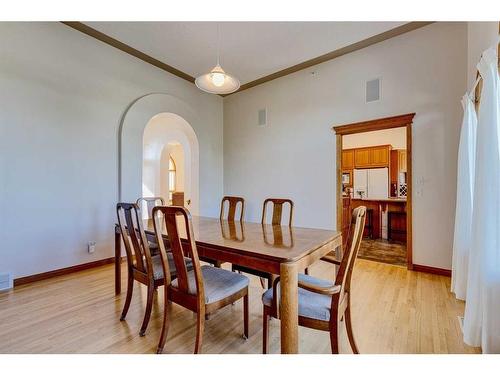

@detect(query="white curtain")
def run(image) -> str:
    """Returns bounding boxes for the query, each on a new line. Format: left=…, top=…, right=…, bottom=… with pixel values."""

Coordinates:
left=463, top=47, right=500, bottom=353
left=451, top=94, right=477, bottom=300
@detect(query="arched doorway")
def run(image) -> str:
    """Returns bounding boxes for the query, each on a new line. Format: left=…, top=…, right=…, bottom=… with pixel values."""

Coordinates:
left=142, top=112, right=199, bottom=213
left=118, top=93, right=200, bottom=216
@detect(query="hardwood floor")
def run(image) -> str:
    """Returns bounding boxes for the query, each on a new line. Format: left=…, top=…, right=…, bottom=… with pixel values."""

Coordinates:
left=358, top=238, right=407, bottom=266
left=0, top=259, right=479, bottom=354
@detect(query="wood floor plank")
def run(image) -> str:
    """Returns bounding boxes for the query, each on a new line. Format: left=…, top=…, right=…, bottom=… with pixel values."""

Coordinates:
left=0, top=259, right=480, bottom=354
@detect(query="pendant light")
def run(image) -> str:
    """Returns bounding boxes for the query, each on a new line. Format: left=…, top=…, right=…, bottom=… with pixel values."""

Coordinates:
left=195, top=24, right=240, bottom=95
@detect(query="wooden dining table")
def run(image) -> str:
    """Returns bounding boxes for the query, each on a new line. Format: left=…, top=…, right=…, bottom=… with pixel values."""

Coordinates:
left=114, top=216, right=341, bottom=354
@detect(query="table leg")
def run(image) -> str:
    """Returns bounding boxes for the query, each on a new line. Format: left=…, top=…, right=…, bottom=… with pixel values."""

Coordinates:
left=280, top=261, right=299, bottom=354
left=115, top=231, right=121, bottom=295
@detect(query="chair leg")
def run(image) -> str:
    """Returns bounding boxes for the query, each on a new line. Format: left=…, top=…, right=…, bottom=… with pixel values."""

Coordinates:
left=344, top=304, right=359, bottom=354
left=194, top=309, right=205, bottom=354
left=120, top=274, right=134, bottom=321
left=262, top=307, right=270, bottom=354
left=329, top=320, right=340, bottom=354
left=156, top=287, right=170, bottom=354
left=139, top=284, right=155, bottom=336
left=243, top=293, right=249, bottom=339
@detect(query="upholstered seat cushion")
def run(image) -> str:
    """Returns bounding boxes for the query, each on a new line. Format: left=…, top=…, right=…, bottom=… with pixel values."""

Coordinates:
left=171, top=265, right=249, bottom=304
left=148, top=242, right=160, bottom=256
left=151, top=254, right=193, bottom=280
left=262, top=273, right=334, bottom=321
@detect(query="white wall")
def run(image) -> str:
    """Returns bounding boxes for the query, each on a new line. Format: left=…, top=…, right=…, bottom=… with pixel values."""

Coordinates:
left=0, top=23, right=223, bottom=279
left=223, top=22, right=468, bottom=270
left=467, top=22, right=499, bottom=90
left=343, top=127, right=406, bottom=150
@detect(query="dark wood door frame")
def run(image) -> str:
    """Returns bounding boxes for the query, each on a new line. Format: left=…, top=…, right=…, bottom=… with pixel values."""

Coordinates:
left=332, top=113, right=415, bottom=269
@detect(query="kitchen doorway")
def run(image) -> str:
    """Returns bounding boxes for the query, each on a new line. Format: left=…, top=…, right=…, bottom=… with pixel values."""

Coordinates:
left=333, top=113, right=414, bottom=269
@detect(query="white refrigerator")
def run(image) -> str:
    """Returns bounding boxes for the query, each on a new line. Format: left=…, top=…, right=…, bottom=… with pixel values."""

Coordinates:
left=353, top=168, right=389, bottom=200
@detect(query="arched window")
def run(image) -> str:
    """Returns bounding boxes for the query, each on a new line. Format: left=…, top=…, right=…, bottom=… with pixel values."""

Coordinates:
left=168, top=156, right=176, bottom=204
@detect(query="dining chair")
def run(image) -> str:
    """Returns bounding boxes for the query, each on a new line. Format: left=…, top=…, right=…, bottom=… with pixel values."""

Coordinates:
left=220, top=196, right=245, bottom=221
left=233, top=198, right=304, bottom=287
left=116, top=202, right=193, bottom=336
left=261, top=206, right=367, bottom=354
left=136, top=197, right=166, bottom=254
left=152, top=205, right=250, bottom=354
left=261, top=198, right=293, bottom=226
left=136, top=197, right=165, bottom=219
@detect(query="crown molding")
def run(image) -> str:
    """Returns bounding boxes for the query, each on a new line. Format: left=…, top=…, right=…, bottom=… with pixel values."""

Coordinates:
left=61, top=21, right=195, bottom=84
left=61, top=22, right=434, bottom=96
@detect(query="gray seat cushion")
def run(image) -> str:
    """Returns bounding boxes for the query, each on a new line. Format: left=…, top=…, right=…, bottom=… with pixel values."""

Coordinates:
left=262, top=273, right=334, bottom=321
left=151, top=254, right=193, bottom=280
left=171, top=265, right=249, bottom=304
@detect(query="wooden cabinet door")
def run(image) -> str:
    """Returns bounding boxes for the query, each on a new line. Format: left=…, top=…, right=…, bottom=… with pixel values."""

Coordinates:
left=354, top=149, right=371, bottom=168
left=370, top=146, right=390, bottom=167
left=342, top=150, right=354, bottom=169
left=398, top=150, right=407, bottom=172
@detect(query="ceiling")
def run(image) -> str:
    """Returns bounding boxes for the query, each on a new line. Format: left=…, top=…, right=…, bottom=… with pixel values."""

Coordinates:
left=86, top=22, right=407, bottom=85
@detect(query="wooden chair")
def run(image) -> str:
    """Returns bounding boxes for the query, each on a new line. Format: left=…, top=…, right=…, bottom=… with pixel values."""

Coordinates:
left=261, top=198, right=293, bottom=226
left=116, top=202, right=192, bottom=336
left=153, top=205, right=250, bottom=354
left=136, top=197, right=165, bottom=219
left=262, top=206, right=367, bottom=354
left=220, top=196, right=245, bottom=221
left=136, top=197, right=166, bottom=254
left=233, top=198, right=297, bottom=287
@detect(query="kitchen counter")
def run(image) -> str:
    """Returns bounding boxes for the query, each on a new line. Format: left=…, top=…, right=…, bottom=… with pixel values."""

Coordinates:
left=349, top=197, right=407, bottom=241
left=351, top=197, right=407, bottom=203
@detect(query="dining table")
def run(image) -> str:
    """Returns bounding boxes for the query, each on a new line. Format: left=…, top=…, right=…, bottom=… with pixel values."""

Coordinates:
left=114, top=215, right=342, bottom=354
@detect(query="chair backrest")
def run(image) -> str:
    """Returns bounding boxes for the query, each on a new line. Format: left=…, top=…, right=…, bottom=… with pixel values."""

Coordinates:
left=261, top=198, right=294, bottom=226
left=220, top=196, right=245, bottom=221
left=137, top=197, right=166, bottom=219
left=116, top=202, right=154, bottom=276
left=334, top=206, right=366, bottom=297
left=152, top=206, right=204, bottom=300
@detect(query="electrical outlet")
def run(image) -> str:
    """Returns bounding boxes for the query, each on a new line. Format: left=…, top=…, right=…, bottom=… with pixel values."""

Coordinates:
left=88, top=241, right=96, bottom=254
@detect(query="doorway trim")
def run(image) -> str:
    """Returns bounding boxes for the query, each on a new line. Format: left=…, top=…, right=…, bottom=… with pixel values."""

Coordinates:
left=332, top=113, right=415, bottom=269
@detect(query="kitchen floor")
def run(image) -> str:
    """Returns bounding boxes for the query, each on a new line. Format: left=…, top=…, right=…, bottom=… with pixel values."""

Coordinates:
left=358, top=238, right=407, bottom=266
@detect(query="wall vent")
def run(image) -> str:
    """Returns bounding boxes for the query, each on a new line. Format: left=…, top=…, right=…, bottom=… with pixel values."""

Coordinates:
left=258, top=109, right=267, bottom=126
left=0, top=272, right=13, bottom=291
left=366, top=78, right=380, bottom=103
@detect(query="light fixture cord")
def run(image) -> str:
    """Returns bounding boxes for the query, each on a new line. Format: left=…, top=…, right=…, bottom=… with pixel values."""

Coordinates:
left=216, top=23, right=220, bottom=66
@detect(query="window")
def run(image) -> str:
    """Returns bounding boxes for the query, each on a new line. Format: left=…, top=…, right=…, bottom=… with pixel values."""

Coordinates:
left=168, top=156, right=176, bottom=204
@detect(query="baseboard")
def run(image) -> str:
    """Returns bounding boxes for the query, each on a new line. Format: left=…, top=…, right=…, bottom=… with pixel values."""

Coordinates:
left=13, top=257, right=116, bottom=287
left=413, top=264, right=451, bottom=277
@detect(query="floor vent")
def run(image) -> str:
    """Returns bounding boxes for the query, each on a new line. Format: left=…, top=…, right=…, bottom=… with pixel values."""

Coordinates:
left=0, top=272, right=13, bottom=291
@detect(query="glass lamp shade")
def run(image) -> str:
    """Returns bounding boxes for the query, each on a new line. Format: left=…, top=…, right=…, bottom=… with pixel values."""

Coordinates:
left=195, top=64, right=240, bottom=94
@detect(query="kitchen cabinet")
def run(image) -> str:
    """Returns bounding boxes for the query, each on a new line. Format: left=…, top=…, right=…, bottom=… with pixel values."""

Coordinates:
left=346, top=145, right=392, bottom=169
left=342, top=149, right=354, bottom=169
left=390, top=149, right=408, bottom=197
left=398, top=150, right=407, bottom=172
left=370, top=146, right=390, bottom=167
left=354, top=148, right=371, bottom=168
